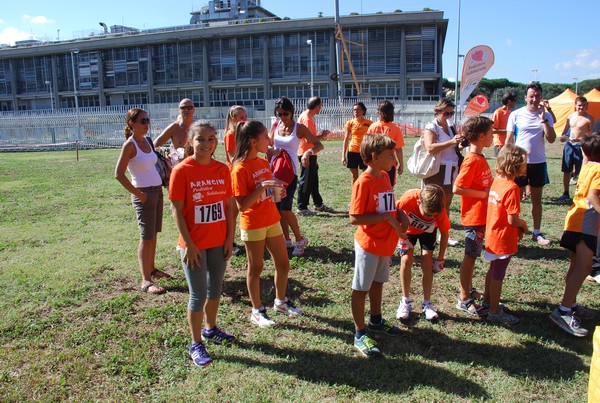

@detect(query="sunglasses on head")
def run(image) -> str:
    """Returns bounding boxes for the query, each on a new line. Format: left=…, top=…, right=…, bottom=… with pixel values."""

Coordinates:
left=277, top=112, right=290, bottom=117
left=179, top=105, right=194, bottom=110
left=139, top=118, right=150, bottom=124
left=442, top=111, right=455, bottom=117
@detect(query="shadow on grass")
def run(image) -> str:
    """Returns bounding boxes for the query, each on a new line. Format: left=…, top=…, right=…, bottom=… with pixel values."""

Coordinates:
left=517, top=245, right=569, bottom=261
left=226, top=339, right=490, bottom=399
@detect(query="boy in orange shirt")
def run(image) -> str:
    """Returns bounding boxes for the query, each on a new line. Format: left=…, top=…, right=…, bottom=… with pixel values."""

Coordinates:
left=550, top=134, right=600, bottom=337
left=396, top=184, right=450, bottom=322
left=453, top=116, right=494, bottom=316
left=349, top=134, right=408, bottom=357
left=484, top=144, right=528, bottom=325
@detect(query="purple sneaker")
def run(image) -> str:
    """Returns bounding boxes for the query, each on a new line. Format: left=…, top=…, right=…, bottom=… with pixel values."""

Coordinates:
left=189, top=342, right=212, bottom=367
left=201, top=326, right=237, bottom=345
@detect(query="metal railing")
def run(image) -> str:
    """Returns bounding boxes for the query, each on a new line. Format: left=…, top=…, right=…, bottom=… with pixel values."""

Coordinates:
left=0, top=100, right=437, bottom=151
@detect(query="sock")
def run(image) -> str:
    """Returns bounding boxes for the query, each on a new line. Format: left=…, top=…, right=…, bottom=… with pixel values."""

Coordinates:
left=533, top=229, right=541, bottom=236
left=402, top=296, right=411, bottom=304
left=252, top=307, right=265, bottom=314
left=204, top=327, right=216, bottom=335
left=370, top=314, right=382, bottom=325
left=274, top=298, right=287, bottom=306
left=355, top=327, right=367, bottom=339
left=422, top=299, right=431, bottom=306
left=559, top=305, right=572, bottom=314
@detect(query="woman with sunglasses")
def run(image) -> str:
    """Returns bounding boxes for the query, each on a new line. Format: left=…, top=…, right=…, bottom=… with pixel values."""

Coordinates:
left=269, top=97, right=323, bottom=256
left=422, top=98, right=463, bottom=238
left=115, top=108, right=168, bottom=295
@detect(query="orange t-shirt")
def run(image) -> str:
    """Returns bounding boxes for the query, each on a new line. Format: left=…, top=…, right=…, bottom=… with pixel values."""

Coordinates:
left=397, top=189, right=450, bottom=235
left=564, top=162, right=600, bottom=235
left=454, top=151, right=493, bottom=226
left=297, top=110, right=316, bottom=156
left=492, top=107, right=511, bottom=147
left=169, top=158, right=232, bottom=250
left=230, top=157, right=280, bottom=230
left=223, top=129, right=235, bottom=166
left=367, top=121, right=405, bottom=149
left=350, top=171, right=399, bottom=256
left=346, top=118, right=373, bottom=153
left=485, top=176, right=521, bottom=255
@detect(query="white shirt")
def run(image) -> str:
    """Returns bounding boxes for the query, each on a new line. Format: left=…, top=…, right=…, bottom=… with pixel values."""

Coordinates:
left=507, top=106, right=554, bottom=164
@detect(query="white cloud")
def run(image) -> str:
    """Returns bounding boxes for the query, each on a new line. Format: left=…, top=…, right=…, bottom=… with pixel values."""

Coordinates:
left=555, top=47, right=600, bottom=71
left=0, top=19, right=5, bottom=24
left=0, top=27, right=34, bottom=45
left=21, top=14, right=54, bottom=24
left=505, top=38, right=512, bottom=46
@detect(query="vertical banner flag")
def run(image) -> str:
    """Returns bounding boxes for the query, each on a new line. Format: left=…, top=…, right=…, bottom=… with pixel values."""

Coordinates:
left=462, top=94, right=489, bottom=121
left=459, top=45, right=495, bottom=113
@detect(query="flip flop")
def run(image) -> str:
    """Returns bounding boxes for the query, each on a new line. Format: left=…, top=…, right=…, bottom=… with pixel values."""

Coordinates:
left=141, top=280, right=165, bottom=295
left=150, top=268, right=173, bottom=279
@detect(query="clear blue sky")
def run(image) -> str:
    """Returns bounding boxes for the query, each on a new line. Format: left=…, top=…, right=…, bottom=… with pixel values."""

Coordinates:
left=2, top=1, right=599, bottom=84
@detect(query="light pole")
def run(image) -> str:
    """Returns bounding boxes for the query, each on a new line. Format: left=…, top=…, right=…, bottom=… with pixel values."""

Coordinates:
left=307, top=39, right=314, bottom=97
left=70, top=49, right=81, bottom=143
left=531, top=68, right=539, bottom=82
left=573, top=77, right=579, bottom=94
left=44, top=80, right=54, bottom=111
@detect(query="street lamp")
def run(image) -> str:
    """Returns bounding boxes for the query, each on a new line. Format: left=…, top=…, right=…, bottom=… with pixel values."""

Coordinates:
left=70, top=49, right=81, bottom=143
left=306, top=39, right=314, bottom=97
left=44, top=80, right=54, bottom=111
left=573, top=77, right=579, bottom=94
left=531, top=68, right=539, bottom=82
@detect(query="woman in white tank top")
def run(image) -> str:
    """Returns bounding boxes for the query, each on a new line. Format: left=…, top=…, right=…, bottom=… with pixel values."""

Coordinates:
left=115, top=108, right=170, bottom=295
left=268, top=97, right=324, bottom=256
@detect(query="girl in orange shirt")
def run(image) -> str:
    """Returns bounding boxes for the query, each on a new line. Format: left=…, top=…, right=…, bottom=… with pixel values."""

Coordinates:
left=484, top=144, right=528, bottom=325
left=230, top=121, right=302, bottom=328
left=223, top=105, right=248, bottom=166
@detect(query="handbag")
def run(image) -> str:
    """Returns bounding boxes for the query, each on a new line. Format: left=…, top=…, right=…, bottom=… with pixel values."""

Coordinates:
left=270, top=149, right=296, bottom=186
left=146, top=137, right=172, bottom=187
left=407, top=129, right=440, bottom=179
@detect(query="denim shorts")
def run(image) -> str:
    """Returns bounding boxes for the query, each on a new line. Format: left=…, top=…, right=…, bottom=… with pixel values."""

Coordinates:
left=464, top=226, right=485, bottom=257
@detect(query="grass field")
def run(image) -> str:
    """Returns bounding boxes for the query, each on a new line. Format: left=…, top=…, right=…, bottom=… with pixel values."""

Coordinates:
left=0, top=138, right=598, bottom=401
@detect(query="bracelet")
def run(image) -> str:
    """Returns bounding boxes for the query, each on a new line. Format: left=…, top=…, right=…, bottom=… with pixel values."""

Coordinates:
left=541, top=119, right=548, bottom=124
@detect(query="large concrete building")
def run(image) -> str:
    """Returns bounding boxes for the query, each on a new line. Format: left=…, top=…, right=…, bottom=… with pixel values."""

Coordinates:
left=0, top=1, right=448, bottom=112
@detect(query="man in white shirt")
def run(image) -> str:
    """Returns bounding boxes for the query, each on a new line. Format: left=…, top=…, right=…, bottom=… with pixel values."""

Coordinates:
left=506, top=82, right=557, bottom=246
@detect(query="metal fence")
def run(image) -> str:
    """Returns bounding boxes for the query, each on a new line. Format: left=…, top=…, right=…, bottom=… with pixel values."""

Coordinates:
left=0, top=99, right=437, bottom=152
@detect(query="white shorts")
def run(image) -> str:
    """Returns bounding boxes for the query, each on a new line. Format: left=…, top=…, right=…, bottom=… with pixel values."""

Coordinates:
left=352, top=239, right=390, bottom=291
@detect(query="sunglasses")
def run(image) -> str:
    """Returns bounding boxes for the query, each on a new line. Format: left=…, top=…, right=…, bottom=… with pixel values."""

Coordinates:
left=277, top=112, right=291, bottom=117
left=442, top=111, right=455, bottom=117
left=179, top=105, right=194, bottom=110
left=139, top=118, right=150, bottom=124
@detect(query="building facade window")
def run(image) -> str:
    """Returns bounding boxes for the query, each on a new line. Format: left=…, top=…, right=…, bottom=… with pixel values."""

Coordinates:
left=209, top=87, right=264, bottom=107
left=406, top=26, right=437, bottom=73
left=104, top=46, right=149, bottom=88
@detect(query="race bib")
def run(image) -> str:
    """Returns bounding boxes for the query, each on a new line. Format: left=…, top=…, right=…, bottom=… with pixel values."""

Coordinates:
left=378, top=191, right=396, bottom=214
left=194, top=201, right=225, bottom=224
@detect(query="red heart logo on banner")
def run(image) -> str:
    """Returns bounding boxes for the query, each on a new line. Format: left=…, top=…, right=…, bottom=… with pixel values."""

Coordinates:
left=472, top=50, right=484, bottom=61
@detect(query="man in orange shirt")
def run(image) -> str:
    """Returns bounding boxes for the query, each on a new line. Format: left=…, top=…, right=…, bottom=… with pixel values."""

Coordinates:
left=492, top=92, right=516, bottom=156
left=297, top=97, right=332, bottom=214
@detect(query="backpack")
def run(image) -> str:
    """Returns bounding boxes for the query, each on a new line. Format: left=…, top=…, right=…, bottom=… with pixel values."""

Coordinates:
left=271, top=149, right=296, bottom=186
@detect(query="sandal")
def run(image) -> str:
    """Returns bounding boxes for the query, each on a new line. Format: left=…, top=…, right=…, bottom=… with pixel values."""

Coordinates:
left=469, top=288, right=483, bottom=301
left=141, top=280, right=165, bottom=295
left=150, top=268, right=173, bottom=280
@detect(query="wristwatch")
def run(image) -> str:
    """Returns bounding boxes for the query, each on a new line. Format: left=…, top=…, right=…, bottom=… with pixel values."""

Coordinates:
left=541, top=119, right=549, bottom=124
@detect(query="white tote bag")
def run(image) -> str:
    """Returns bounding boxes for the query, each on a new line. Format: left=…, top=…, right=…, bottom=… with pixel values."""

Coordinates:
left=407, top=133, right=440, bottom=179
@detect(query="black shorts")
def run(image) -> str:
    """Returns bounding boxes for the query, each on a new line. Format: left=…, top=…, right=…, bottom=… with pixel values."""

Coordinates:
left=399, top=230, right=437, bottom=256
left=346, top=151, right=366, bottom=170
left=277, top=176, right=298, bottom=211
left=560, top=231, right=597, bottom=254
left=515, top=162, right=548, bottom=188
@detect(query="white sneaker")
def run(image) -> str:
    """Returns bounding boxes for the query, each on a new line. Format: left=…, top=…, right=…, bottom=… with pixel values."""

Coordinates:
left=292, top=237, right=309, bottom=256
left=285, top=239, right=294, bottom=248
left=273, top=298, right=302, bottom=316
left=250, top=308, right=276, bottom=328
left=447, top=237, right=459, bottom=246
left=396, top=299, right=413, bottom=320
left=422, top=301, right=439, bottom=321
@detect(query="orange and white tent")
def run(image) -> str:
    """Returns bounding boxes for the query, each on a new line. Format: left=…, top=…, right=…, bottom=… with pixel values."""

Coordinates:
left=547, top=88, right=578, bottom=135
